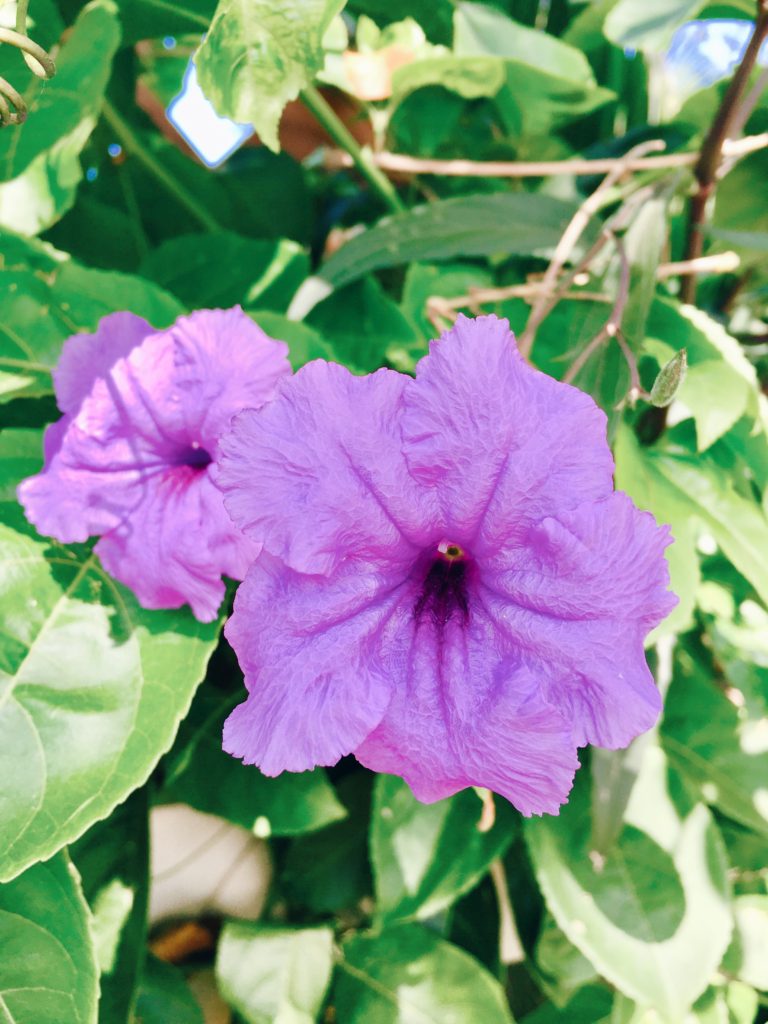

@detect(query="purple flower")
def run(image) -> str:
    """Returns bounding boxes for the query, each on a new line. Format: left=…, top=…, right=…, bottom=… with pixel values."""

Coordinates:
left=218, top=315, right=676, bottom=814
left=19, top=308, right=291, bottom=622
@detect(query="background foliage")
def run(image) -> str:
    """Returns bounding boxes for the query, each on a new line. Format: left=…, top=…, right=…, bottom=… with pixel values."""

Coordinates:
left=1, top=0, right=768, bottom=1021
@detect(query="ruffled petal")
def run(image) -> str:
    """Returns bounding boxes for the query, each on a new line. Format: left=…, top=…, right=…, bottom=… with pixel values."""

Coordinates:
left=402, top=315, right=615, bottom=556
left=95, top=469, right=254, bottom=622
left=53, top=312, right=152, bottom=415
left=354, top=606, right=578, bottom=815
left=223, top=552, right=405, bottom=773
left=165, top=308, right=291, bottom=449
left=217, top=361, right=439, bottom=575
left=479, top=492, right=676, bottom=748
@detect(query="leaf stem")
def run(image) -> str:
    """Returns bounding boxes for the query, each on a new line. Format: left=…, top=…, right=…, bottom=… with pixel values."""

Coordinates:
left=680, top=1, right=768, bottom=302
left=300, top=85, right=405, bottom=214
left=101, top=99, right=222, bottom=233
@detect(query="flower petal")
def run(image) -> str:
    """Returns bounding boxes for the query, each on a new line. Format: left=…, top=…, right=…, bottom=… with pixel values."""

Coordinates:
left=355, top=606, right=578, bottom=815
left=217, top=361, right=438, bottom=575
left=54, top=311, right=152, bottom=415
left=402, top=315, right=614, bottom=555
left=480, top=492, right=676, bottom=747
left=96, top=469, right=255, bottom=622
left=223, top=552, right=403, bottom=772
left=166, top=308, right=291, bottom=450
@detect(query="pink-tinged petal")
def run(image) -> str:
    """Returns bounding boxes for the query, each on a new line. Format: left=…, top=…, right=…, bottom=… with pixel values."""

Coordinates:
left=355, top=610, right=578, bottom=815
left=217, top=361, right=439, bottom=575
left=95, top=469, right=255, bottom=622
left=223, top=553, right=403, bottom=773
left=402, top=315, right=614, bottom=555
left=479, top=492, right=675, bottom=748
left=54, top=312, right=152, bottom=414
left=165, top=308, right=291, bottom=449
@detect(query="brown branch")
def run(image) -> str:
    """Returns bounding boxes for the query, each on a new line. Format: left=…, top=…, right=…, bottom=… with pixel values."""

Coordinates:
left=322, top=133, right=768, bottom=179
left=680, top=3, right=768, bottom=303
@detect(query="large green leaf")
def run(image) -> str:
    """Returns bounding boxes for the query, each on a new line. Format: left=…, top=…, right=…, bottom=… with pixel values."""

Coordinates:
left=0, top=0, right=121, bottom=233
left=0, top=852, right=99, bottom=1024
left=195, top=0, right=342, bottom=151
left=525, top=745, right=733, bottom=1020
left=216, top=922, right=334, bottom=1024
left=370, top=775, right=517, bottom=925
left=335, top=924, right=514, bottom=1023
left=662, top=643, right=768, bottom=836
left=70, top=788, right=149, bottom=1024
left=113, top=0, right=214, bottom=43
left=0, top=236, right=183, bottom=403
left=0, top=430, right=221, bottom=881
left=139, top=233, right=309, bottom=312
left=604, top=0, right=709, bottom=52
left=311, top=193, right=583, bottom=292
left=160, top=684, right=346, bottom=837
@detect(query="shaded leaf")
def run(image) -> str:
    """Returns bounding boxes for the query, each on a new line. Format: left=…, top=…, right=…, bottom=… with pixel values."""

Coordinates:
left=0, top=852, right=98, bottom=1024
left=0, top=429, right=221, bottom=881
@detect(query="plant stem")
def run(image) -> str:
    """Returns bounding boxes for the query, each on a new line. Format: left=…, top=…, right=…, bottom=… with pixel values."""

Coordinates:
left=300, top=85, right=405, bottom=215
left=680, top=1, right=768, bottom=302
left=101, top=99, right=222, bottom=233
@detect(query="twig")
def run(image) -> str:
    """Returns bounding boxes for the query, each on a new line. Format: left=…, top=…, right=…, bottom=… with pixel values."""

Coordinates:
left=518, top=140, right=665, bottom=359
left=322, top=133, right=768, bottom=179
left=562, top=233, right=631, bottom=385
left=657, top=251, right=740, bottom=279
left=680, top=2, right=768, bottom=302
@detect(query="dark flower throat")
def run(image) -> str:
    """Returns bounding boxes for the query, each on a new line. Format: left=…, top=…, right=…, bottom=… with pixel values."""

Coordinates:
left=414, top=547, right=470, bottom=627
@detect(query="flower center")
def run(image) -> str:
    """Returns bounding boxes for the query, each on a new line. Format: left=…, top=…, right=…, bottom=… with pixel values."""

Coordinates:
left=414, top=540, right=471, bottom=627
left=177, top=441, right=213, bottom=469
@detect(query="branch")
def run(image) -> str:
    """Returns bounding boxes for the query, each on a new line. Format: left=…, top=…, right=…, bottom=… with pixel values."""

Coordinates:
left=518, top=140, right=665, bottom=359
left=562, top=233, right=631, bottom=386
left=322, top=133, right=768, bottom=179
left=680, top=3, right=768, bottom=302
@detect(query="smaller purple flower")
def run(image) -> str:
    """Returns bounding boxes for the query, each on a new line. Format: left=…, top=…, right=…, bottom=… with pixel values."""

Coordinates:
left=217, top=315, right=677, bottom=814
left=19, top=308, right=290, bottom=622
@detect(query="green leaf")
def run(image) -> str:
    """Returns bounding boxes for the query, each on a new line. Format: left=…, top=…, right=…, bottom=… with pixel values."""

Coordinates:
left=0, top=852, right=99, bottom=1024
left=70, top=788, right=149, bottom=1024
left=139, top=233, right=309, bottom=312
left=195, top=0, right=343, bottom=152
left=400, top=262, right=494, bottom=341
left=313, top=193, right=584, bottom=292
left=452, top=3, right=613, bottom=136
left=335, top=924, right=514, bottom=1023
left=604, top=0, right=709, bottom=53
left=216, top=922, right=334, bottom=1024
left=113, top=0, right=214, bottom=44
left=0, top=238, right=184, bottom=403
left=249, top=312, right=336, bottom=369
left=521, top=985, right=613, bottom=1024
left=391, top=55, right=506, bottom=108
left=160, top=684, right=346, bottom=837
left=281, top=773, right=372, bottom=914
left=525, top=745, right=733, bottom=1020
left=307, top=277, right=424, bottom=373
left=722, top=895, right=768, bottom=990
left=662, top=643, right=768, bottom=836
left=370, top=776, right=517, bottom=925
left=0, top=0, right=121, bottom=233
left=134, top=955, right=204, bottom=1024
left=0, top=429, right=221, bottom=881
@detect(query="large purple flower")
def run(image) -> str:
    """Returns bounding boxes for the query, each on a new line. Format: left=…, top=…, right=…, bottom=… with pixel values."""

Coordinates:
left=19, top=308, right=290, bottom=622
left=218, top=315, right=676, bottom=814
